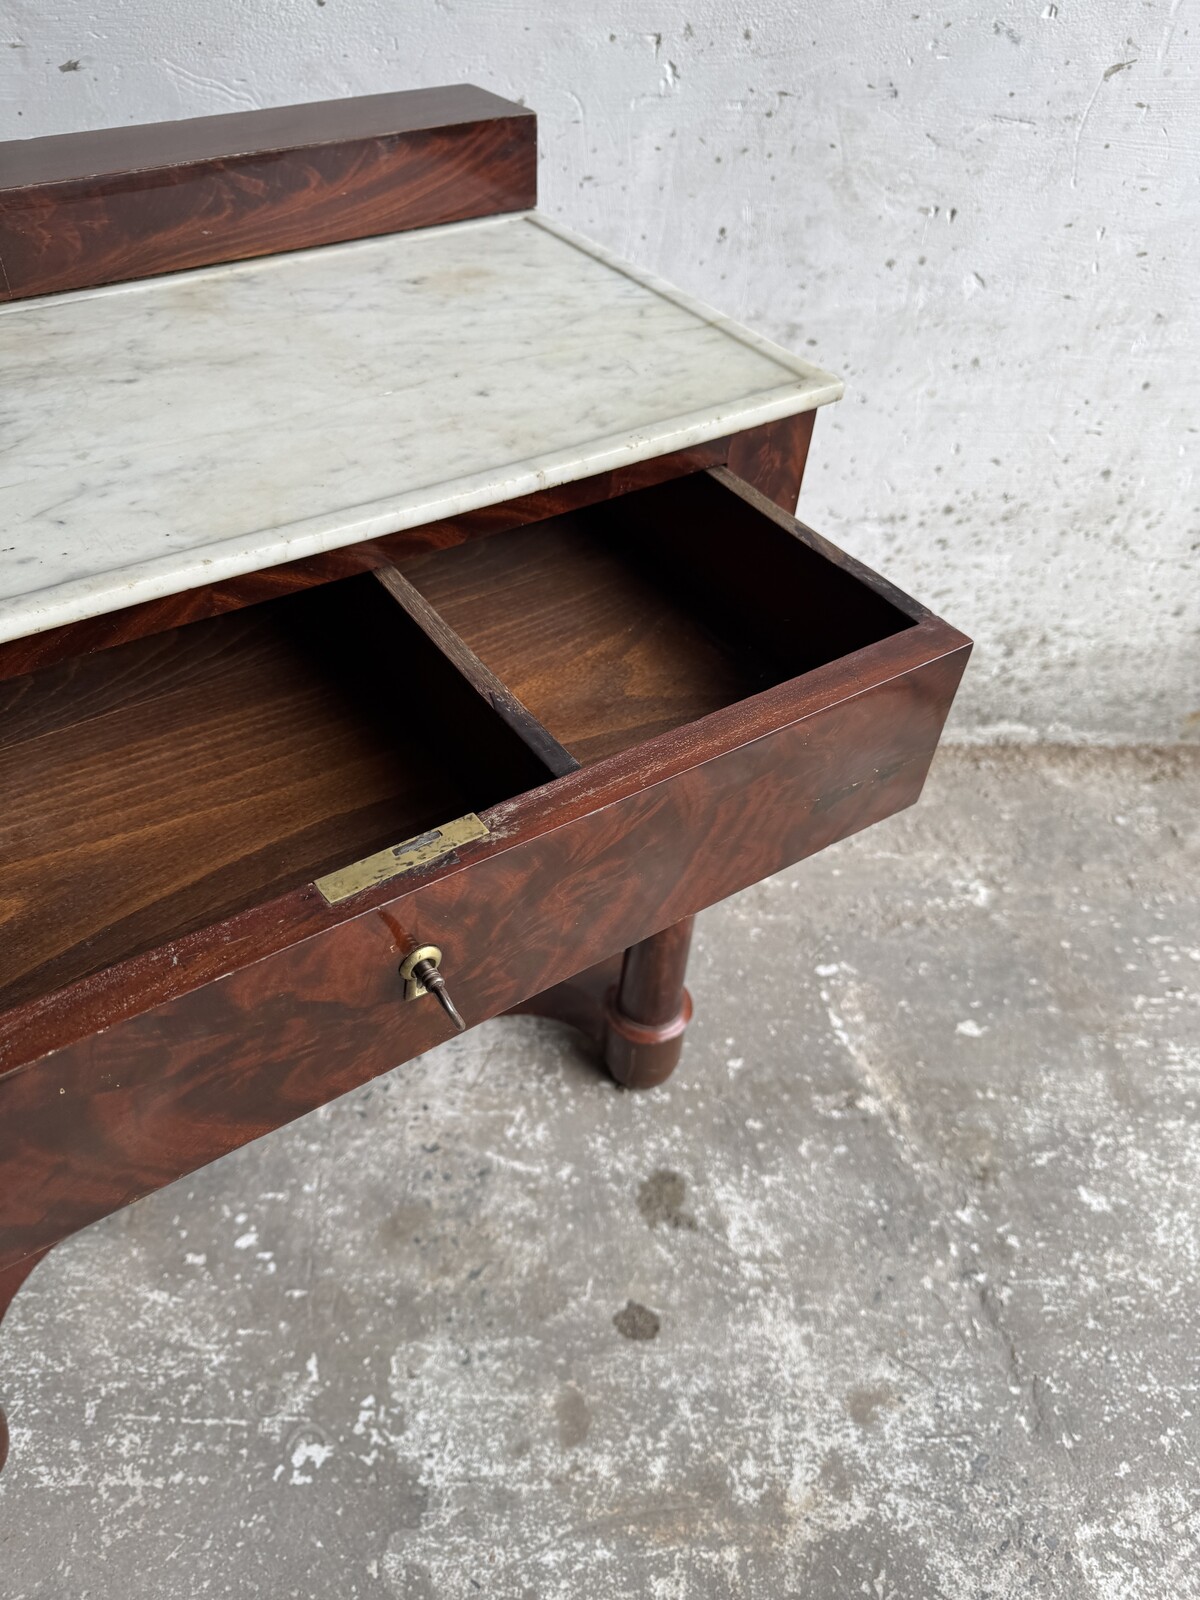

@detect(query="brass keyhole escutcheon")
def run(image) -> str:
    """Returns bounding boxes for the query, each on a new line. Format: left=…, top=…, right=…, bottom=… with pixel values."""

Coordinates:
left=398, top=945, right=466, bottom=1032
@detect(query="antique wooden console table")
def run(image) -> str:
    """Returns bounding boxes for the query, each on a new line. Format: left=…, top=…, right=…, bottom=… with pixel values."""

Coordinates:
left=0, top=86, right=970, bottom=1473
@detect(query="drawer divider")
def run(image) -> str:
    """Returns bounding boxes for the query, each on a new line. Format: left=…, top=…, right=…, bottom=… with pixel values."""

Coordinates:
left=372, top=562, right=580, bottom=779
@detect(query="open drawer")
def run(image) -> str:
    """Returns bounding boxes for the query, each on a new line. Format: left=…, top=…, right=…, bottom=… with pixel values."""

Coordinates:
left=0, top=467, right=969, bottom=1270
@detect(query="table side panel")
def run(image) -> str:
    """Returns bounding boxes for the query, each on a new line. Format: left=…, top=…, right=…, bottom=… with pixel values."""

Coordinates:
left=725, top=411, right=815, bottom=514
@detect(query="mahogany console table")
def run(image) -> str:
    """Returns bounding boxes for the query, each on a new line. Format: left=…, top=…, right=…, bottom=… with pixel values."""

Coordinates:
left=0, top=86, right=970, bottom=1474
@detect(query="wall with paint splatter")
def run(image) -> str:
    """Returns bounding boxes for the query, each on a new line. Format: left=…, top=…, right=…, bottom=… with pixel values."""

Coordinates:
left=3, top=1, right=1195, bottom=743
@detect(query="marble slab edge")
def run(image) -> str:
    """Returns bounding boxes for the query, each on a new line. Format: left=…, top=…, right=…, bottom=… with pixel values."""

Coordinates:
left=0, top=212, right=844, bottom=646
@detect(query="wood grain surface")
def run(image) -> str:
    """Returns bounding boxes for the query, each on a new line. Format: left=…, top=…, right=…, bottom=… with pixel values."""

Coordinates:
left=0, top=575, right=550, bottom=1012
left=400, top=513, right=779, bottom=764
left=0, top=85, right=535, bottom=300
left=725, top=410, right=816, bottom=514
left=373, top=563, right=579, bottom=778
left=398, top=464, right=910, bottom=764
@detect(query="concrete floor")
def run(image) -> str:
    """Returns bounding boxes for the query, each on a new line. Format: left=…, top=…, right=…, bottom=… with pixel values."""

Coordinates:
left=1, top=746, right=1197, bottom=1598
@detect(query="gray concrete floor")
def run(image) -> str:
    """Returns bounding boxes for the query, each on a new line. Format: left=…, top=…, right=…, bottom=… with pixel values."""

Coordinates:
left=1, top=747, right=1198, bottom=1599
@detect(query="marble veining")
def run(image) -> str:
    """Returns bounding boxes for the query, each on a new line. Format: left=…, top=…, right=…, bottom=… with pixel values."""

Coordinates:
left=0, top=211, right=842, bottom=643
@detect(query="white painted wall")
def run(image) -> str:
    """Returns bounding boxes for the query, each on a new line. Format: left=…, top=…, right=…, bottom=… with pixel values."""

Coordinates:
left=3, top=1, right=1196, bottom=742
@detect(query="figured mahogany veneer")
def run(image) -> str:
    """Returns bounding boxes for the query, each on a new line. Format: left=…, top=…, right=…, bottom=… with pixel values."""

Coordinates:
left=0, top=85, right=535, bottom=300
left=726, top=411, right=815, bottom=514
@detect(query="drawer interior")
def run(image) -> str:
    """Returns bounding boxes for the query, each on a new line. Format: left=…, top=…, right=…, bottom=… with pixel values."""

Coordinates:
left=0, top=469, right=920, bottom=1014
left=0, top=577, right=549, bottom=1010
left=399, top=471, right=916, bottom=765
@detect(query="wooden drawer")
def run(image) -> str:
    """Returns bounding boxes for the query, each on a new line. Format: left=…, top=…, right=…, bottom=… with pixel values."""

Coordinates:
left=0, top=467, right=969, bottom=1271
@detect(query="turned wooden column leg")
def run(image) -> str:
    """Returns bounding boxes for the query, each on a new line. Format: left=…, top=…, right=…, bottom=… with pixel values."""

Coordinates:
left=0, top=1249, right=50, bottom=1477
left=505, top=918, right=696, bottom=1088
left=603, top=916, right=695, bottom=1090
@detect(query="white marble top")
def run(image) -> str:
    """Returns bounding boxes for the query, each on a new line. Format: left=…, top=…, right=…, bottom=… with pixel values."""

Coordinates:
left=0, top=211, right=841, bottom=644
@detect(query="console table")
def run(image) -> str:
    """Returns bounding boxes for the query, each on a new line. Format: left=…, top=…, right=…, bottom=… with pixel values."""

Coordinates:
left=0, top=85, right=970, bottom=1473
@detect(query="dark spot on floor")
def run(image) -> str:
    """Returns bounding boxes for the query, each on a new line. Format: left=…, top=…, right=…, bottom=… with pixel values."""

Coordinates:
left=393, top=1562, right=436, bottom=1600
left=846, top=1383, right=894, bottom=1429
left=818, top=1448, right=855, bottom=1501
left=613, top=1300, right=661, bottom=1341
left=636, top=1169, right=697, bottom=1230
left=376, top=1203, right=432, bottom=1252
left=58, top=59, right=81, bottom=72
left=554, top=1383, right=591, bottom=1447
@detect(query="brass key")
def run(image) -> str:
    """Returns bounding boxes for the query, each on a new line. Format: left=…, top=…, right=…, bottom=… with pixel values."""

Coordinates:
left=398, top=945, right=466, bottom=1031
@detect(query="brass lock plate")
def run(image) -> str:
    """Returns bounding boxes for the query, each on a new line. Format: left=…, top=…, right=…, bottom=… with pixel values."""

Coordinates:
left=314, top=814, right=489, bottom=906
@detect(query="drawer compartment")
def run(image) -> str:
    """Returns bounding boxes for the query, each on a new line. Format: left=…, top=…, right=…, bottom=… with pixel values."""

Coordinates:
left=399, top=470, right=914, bottom=765
left=0, top=575, right=550, bottom=1012
left=0, top=466, right=969, bottom=1272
